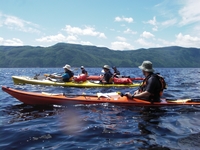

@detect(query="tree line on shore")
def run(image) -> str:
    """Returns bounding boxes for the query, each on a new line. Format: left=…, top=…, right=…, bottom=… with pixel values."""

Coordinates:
left=0, top=43, right=200, bottom=68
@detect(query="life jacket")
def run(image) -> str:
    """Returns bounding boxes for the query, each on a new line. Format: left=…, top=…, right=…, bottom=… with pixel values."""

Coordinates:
left=139, top=73, right=167, bottom=97
left=104, top=70, right=113, bottom=83
left=63, top=70, right=74, bottom=82
left=113, top=69, right=120, bottom=77
left=69, top=71, right=74, bottom=78
left=156, top=73, right=167, bottom=96
left=82, top=69, right=88, bottom=76
left=74, top=74, right=87, bottom=82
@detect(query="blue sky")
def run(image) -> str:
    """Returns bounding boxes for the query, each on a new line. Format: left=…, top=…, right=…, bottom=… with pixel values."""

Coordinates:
left=0, top=0, right=200, bottom=50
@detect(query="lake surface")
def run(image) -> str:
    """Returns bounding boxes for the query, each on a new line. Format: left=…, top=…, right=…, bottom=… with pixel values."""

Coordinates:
left=0, top=68, right=200, bottom=150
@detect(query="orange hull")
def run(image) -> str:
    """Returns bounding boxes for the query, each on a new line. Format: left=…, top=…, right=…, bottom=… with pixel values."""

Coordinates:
left=2, top=86, right=200, bottom=106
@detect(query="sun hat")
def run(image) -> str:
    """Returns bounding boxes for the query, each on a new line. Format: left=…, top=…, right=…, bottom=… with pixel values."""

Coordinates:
left=102, top=65, right=110, bottom=70
left=63, top=64, right=71, bottom=71
left=138, top=61, right=154, bottom=72
left=81, top=66, right=84, bottom=69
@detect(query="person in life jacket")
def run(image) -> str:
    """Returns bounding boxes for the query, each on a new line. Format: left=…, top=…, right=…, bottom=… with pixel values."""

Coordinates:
left=126, top=61, right=166, bottom=102
left=48, top=64, right=74, bottom=82
left=101, top=65, right=113, bottom=84
left=112, top=66, right=120, bottom=78
left=80, top=66, right=88, bottom=76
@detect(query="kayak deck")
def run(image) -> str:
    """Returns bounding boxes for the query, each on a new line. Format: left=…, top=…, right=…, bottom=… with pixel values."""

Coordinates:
left=12, top=76, right=141, bottom=88
left=2, top=86, right=200, bottom=106
left=87, top=75, right=144, bottom=81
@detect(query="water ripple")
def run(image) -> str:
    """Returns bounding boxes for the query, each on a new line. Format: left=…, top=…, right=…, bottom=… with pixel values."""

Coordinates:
left=1, top=68, right=200, bottom=150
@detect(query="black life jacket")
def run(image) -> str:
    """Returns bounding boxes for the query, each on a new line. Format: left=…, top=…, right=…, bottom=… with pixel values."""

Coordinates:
left=104, top=70, right=113, bottom=83
left=68, top=70, right=74, bottom=78
left=139, top=73, right=167, bottom=99
left=82, top=69, right=88, bottom=76
left=114, top=69, right=120, bottom=75
left=63, top=70, right=74, bottom=82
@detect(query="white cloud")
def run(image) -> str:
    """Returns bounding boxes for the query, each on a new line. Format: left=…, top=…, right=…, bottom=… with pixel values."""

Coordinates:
left=0, top=13, right=40, bottom=34
left=145, top=16, right=158, bottom=31
left=140, top=31, right=154, bottom=39
left=80, top=41, right=93, bottom=46
left=175, top=33, right=200, bottom=47
left=63, top=25, right=106, bottom=38
left=111, top=41, right=134, bottom=50
left=99, top=33, right=106, bottom=38
left=115, top=16, right=133, bottom=23
left=36, top=25, right=107, bottom=46
left=194, top=25, right=200, bottom=32
left=135, top=38, right=155, bottom=47
left=0, top=37, right=23, bottom=46
left=179, top=0, right=200, bottom=26
left=124, top=28, right=137, bottom=34
left=0, top=37, right=3, bottom=42
left=35, top=33, right=95, bottom=46
left=36, top=33, right=66, bottom=42
left=161, top=18, right=177, bottom=27
left=152, top=26, right=158, bottom=31
left=157, top=38, right=175, bottom=47
left=146, top=16, right=157, bottom=26
left=66, top=35, right=78, bottom=42
left=193, top=25, right=200, bottom=36
left=5, top=15, right=24, bottom=28
left=116, top=36, right=126, bottom=42
left=135, top=32, right=200, bottom=48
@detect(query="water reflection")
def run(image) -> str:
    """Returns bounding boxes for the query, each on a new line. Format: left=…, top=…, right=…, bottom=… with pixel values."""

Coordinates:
left=138, top=107, right=163, bottom=135
left=3, top=104, right=60, bottom=124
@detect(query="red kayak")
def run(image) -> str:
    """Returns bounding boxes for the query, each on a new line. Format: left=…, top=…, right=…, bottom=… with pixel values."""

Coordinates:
left=2, top=86, right=200, bottom=106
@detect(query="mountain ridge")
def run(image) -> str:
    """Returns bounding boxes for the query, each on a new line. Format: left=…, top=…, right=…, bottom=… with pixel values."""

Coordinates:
left=0, top=43, right=200, bottom=68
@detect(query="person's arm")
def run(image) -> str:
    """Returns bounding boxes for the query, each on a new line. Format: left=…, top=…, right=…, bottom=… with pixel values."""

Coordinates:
left=49, top=74, right=63, bottom=79
left=127, top=76, right=156, bottom=100
left=126, top=91, right=151, bottom=99
left=133, top=91, right=151, bottom=99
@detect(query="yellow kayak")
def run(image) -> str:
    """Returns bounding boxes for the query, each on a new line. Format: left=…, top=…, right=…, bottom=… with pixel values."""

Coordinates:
left=12, top=76, right=141, bottom=88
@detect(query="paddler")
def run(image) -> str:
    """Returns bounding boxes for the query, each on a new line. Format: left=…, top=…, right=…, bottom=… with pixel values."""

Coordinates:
left=100, top=65, right=113, bottom=84
left=126, top=61, right=166, bottom=102
left=112, top=66, right=120, bottom=78
left=47, top=64, right=74, bottom=82
left=80, top=66, right=88, bottom=76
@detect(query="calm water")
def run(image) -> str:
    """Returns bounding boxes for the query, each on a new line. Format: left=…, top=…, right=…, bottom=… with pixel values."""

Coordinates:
left=0, top=68, right=200, bottom=150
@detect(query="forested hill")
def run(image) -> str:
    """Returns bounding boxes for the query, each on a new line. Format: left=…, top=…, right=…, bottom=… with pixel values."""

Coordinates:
left=0, top=43, right=200, bottom=68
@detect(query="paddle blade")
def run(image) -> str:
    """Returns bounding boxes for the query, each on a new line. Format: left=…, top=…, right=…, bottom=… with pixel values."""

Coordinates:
left=166, top=99, right=191, bottom=103
left=44, top=74, right=50, bottom=77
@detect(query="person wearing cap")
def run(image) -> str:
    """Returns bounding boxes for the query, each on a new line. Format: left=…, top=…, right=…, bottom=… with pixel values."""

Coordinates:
left=80, top=66, right=88, bottom=76
left=112, top=66, right=120, bottom=77
left=101, top=65, right=113, bottom=84
left=48, top=64, right=74, bottom=82
left=126, top=61, right=162, bottom=102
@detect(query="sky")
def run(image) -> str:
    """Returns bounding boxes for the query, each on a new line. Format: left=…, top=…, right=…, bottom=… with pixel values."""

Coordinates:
left=0, top=0, right=200, bottom=50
